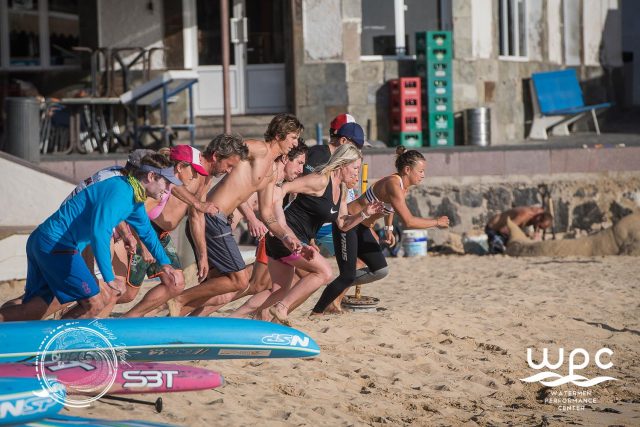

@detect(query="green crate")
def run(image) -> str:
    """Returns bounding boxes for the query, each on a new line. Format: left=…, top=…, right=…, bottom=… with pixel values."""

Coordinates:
left=425, top=77, right=451, bottom=96
left=426, top=95, right=453, bottom=113
left=427, top=31, right=452, bottom=48
left=389, top=132, right=423, bottom=148
left=416, top=31, right=452, bottom=52
left=427, top=62, right=451, bottom=79
left=427, top=129, right=455, bottom=147
left=427, top=47, right=452, bottom=62
left=427, top=112, right=454, bottom=131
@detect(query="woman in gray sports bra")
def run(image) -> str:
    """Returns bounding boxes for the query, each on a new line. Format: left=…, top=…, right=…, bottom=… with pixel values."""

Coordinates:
left=312, top=147, right=451, bottom=314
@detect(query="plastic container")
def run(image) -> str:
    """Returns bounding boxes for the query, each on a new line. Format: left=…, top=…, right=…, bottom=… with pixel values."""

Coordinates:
left=402, top=229, right=428, bottom=257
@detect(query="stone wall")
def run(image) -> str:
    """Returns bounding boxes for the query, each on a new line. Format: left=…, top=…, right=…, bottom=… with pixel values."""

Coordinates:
left=407, top=172, right=640, bottom=243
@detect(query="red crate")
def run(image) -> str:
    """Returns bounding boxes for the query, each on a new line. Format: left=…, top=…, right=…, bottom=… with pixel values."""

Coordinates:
left=390, top=112, right=422, bottom=132
left=389, top=77, right=421, bottom=99
left=390, top=96, right=421, bottom=115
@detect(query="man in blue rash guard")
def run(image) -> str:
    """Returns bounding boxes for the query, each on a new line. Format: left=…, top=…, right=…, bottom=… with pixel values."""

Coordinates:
left=0, top=154, right=182, bottom=321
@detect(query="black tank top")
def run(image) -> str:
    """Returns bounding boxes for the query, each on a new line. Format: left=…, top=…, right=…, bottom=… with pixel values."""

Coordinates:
left=285, top=177, right=341, bottom=242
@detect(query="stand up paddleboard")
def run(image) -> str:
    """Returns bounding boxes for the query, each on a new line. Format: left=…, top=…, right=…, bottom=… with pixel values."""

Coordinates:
left=0, top=362, right=223, bottom=395
left=0, top=317, right=319, bottom=364
left=0, top=378, right=65, bottom=425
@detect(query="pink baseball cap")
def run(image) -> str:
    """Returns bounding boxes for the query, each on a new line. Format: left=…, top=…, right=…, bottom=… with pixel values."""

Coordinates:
left=329, top=113, right=356, bottom=136
left=170, top=145, right=209, bottom=176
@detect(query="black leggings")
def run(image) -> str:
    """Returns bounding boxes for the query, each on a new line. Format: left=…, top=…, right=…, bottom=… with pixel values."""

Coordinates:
left=312, top=223, right=388, bottom=313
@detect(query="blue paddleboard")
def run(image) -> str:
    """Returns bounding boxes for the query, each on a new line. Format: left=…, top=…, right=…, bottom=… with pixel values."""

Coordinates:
left=22, top=414, right=176, bottom=426
left=0, top=377, right=65, bottom=425
left=0, top=317, right=319, bottom=364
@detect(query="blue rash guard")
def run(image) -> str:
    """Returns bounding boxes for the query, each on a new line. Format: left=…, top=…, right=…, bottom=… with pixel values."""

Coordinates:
left=37, top=176, right=170, bottom=283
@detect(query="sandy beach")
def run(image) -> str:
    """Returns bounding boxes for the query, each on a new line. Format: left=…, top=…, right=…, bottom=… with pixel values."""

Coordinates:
left=1, top=254, right=639, bottom=426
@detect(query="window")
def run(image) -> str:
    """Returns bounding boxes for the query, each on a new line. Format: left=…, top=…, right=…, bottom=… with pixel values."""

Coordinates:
left=361, top=0, right=441, bottom=58
left=0, top=0, right=80, bottom=70
left=499, top=0, right=527, bottom=58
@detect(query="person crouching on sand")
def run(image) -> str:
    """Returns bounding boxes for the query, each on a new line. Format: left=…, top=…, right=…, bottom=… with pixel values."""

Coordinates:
left=311, top=146, right=450, bottom=315
left=255, top=143, right=385, bottom=325
left=0, top=155, right=182, bottom=321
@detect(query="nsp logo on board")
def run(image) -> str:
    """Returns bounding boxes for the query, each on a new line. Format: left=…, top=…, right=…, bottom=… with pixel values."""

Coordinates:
left=122, top=370, right=179, bottom=389
left=520, top=347, right=617, bottom=387
left=261, top=334, right=309, bottom=347
left=0, top=383, right=64, bottom=420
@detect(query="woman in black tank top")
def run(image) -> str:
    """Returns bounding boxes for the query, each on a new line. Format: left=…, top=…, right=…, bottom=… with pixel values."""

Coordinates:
left=259, top=144, right=384, bottom=325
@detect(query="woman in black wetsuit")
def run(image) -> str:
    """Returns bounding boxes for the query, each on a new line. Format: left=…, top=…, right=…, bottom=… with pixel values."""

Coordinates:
left=258, top=144, right=384, bottom=325
left=311, top=147, right=450, bottom=314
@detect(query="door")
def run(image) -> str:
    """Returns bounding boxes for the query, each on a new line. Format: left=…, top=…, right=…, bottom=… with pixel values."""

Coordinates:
left=189, top=0, right=287, bottom=116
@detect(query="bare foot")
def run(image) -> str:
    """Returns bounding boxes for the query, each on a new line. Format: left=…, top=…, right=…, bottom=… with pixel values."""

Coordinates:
left=166, top=299, right=182, bottom=317
left=268, top=302, right=291, bottom=327
left=324, top=301, right=343, bottom=315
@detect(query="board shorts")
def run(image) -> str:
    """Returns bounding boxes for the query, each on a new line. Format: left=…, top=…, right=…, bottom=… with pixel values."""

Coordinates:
left=255, top=237, right=268, bottom=265
left=23, top=228, right=99, bottom=305
left=127, top=223, right=182, bottom=287
left=186, top=212, right=246, bottom=274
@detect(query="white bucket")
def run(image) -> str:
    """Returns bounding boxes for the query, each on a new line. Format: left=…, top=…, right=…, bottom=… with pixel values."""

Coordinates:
left=402, top=229, right=428, bottom=257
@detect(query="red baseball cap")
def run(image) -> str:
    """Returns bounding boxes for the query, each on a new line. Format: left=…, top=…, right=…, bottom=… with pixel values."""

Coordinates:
left=329, top=113, right=355, bottom=136
left=170, top=145, right=209, bottom=176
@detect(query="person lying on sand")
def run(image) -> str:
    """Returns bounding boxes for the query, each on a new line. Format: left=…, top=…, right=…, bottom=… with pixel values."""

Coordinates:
left=485, top=206, right=553, bottom=254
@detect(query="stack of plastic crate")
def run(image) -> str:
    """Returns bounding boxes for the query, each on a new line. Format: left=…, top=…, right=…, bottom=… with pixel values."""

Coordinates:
left=388, top=77, right=423, bottom=147
left=416, top=31, right=454, bottom=147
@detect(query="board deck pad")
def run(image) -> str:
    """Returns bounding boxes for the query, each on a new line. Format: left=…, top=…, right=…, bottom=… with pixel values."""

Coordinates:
left=0, top=362, right=223, bottom=395
left=0, top=317, right=320, bottom=364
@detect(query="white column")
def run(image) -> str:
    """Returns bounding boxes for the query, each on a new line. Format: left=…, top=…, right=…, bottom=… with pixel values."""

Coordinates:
left=182, top=0, right=197, bottom=69
left=394, top=0, right=406, bottom=55
left=472, top=0, right=493, bottom=58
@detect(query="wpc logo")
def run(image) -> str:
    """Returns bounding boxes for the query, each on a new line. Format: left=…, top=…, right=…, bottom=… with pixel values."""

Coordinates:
left=521, top=348, right=617, bottom=387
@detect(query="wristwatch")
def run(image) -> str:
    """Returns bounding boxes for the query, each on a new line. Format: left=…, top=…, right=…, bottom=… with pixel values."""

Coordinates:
left=383, top=225, right=394, bottom=231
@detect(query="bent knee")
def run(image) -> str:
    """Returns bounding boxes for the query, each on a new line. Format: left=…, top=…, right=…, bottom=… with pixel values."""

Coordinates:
left=373, top=266, right=390, bottom=280
left=230, top=272, right=249, bottom=292
left=318, top=267, right=333, bottom=284
left=80, top=297, right=105, bottom=317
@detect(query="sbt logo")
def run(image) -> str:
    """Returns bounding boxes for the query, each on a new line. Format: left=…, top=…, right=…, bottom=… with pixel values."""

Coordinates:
left=521, top=347, right=617, bottom=387
left=261, top=334, right=309, bottom=347
left=122, top=370, right=179, bottom=389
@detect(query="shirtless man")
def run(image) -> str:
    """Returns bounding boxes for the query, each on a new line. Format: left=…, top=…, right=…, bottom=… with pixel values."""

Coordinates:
left=485, top=206, right=553, bottom=254
left=187, top=142, right=309, bottom=317
left=119, top=143, right=244, bottom=317
left=171, top=114, right=309, bottom=316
